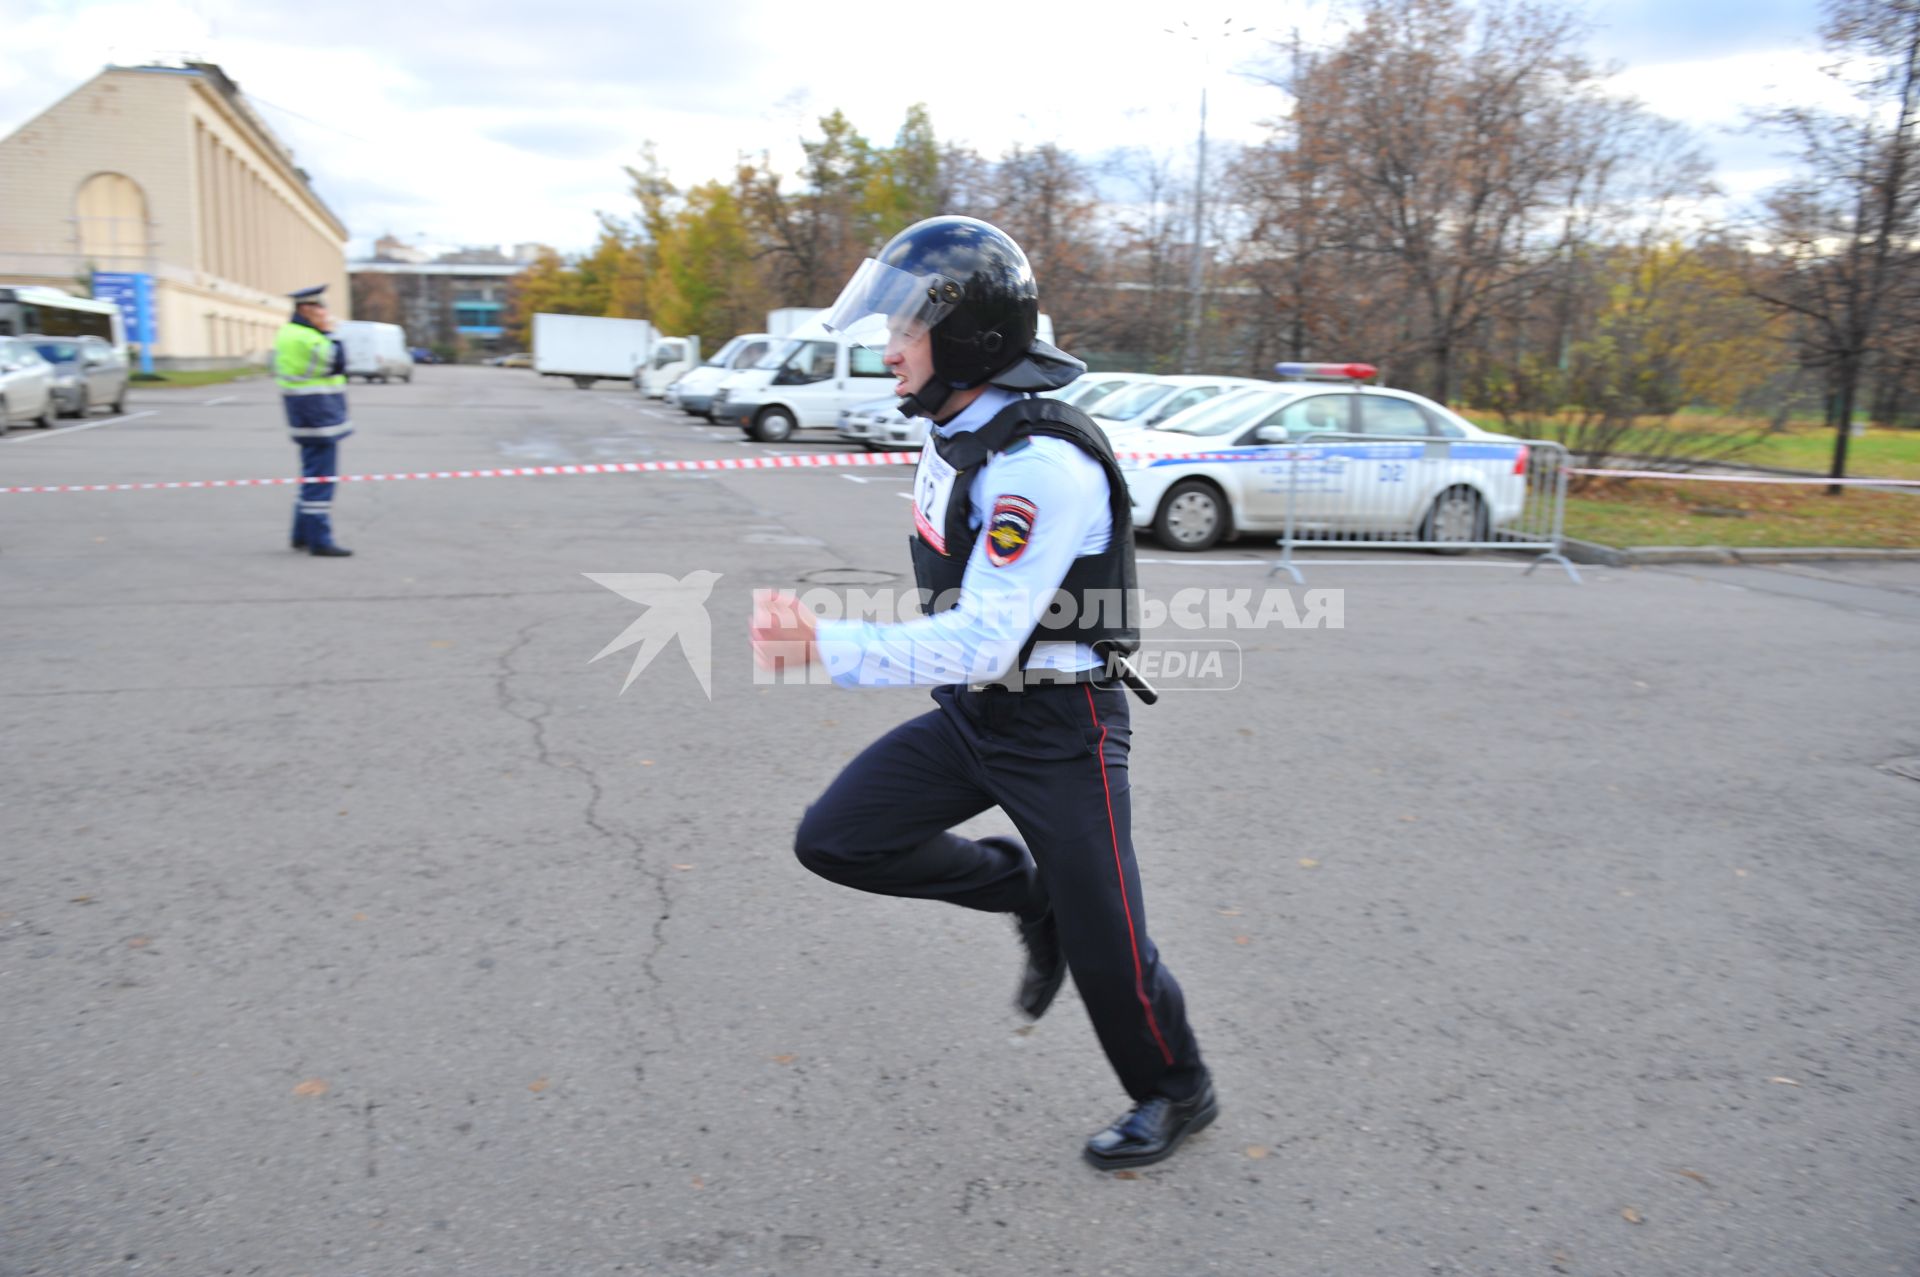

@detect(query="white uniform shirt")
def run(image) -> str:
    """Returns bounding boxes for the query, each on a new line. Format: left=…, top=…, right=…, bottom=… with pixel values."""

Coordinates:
left=814, top=386, right=1112, bottom=687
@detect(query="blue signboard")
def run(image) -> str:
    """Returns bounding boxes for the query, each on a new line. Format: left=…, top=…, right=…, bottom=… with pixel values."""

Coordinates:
left=92, top=271, right=155, bottom=374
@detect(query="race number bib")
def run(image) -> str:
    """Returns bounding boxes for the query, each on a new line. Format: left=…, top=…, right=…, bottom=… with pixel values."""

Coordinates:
left=912, top=446, right=960, bottom=554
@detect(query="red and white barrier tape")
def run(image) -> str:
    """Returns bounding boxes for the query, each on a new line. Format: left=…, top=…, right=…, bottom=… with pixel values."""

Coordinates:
left=0, top=447, right=1257, bottom=496
left=1565, top=467, right=1920, bottom=487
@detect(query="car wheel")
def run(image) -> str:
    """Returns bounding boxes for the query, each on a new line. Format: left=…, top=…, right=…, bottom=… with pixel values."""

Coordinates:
left=0, top=399, right=9, bottom=436
left=34, top=399, right=57, bottom=429
left=1153, top=480, right=1227, bottom=552
left=572, top=376, right=595, bottom=390
left=1421, top=486, right=1485, bottom=553
left=751, top=406, right=797, bottom=443
left=69, top=388, right=89, bottom=418
left=111, top=388, right=127, bottom=414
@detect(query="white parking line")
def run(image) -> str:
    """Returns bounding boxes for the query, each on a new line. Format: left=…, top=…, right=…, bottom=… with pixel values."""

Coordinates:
left=203, top=395, right=235, bottom=406
left=1135, top=556, right=1582, bottom=569
left=2, top=409, right=158, bottom=443
left=841, top=474, right=869, bottom=484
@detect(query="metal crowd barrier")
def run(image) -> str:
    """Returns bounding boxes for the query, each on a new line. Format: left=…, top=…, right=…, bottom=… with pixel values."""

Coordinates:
left=1265, top=436, right=1581, bottom=583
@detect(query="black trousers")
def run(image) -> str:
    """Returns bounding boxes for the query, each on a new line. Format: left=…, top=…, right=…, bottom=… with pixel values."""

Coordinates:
left=794, top=680, right=1207, bottom=1104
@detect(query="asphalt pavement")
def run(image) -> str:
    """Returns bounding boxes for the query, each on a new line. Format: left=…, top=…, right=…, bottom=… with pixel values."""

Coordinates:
left=2, top=367, right=1915, bottom=1276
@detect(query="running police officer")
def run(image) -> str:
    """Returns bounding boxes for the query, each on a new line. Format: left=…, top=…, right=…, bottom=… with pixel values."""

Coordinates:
left=274, top=284, right=353, bottom=557
left=750, top=216, right=1215, bottom=1171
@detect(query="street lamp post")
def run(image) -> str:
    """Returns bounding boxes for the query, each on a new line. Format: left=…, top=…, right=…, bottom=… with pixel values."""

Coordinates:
left=1166, top=19, right=1255, bottom=374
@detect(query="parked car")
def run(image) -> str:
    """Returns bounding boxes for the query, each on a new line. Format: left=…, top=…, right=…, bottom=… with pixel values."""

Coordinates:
left=1042, top=371, right=1159, bottom=414
left=715, top=323, right=896, bottom=442
left=409, top=346, right=437, bottom=365
left=837, top=395, right=923, bottom=450
left=24, top=333, right=128, bottom=416
left=1115, top=366, right=1528, bottom=552
left=1088, top=375, right=1272, bottom=436
left=336, top=321, right=414, bottom=383
left=496, top=352, right=533, bottom=368
left=667, top=333, right=775, bottom=418
left=0, top=336, right=57, bottom=432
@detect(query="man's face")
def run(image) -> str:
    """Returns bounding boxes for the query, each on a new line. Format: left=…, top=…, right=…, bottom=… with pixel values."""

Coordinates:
left=298, top=302, right=331, bottom=329
left=882, top=319, right=933, bottom=400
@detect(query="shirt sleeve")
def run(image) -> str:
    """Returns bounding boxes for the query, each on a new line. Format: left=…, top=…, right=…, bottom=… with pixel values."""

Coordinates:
left=814, top=441, right=1108, bottom=687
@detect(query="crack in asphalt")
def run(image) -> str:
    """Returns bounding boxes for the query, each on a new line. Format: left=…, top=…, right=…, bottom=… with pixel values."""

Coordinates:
left=491, top=620, right=683, bottom=1068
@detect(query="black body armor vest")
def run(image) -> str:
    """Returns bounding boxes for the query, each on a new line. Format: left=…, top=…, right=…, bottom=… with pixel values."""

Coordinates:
left=907, top=397, right=1140, bottom=672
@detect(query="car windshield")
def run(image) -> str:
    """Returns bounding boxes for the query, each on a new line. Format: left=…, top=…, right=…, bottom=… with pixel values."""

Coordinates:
left=1095, top=383, right=1179, bottom=422
left=755, top=339, right=800, bottom=370
left=704, top=336, right=747, bottom=367
left=31, top=340, right=79, bottom=363
left=1156, top=389, right=1284, bottom=437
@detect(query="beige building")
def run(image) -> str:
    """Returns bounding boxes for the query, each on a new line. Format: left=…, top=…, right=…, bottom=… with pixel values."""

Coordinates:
left=0, top=62, right=349, bottom=369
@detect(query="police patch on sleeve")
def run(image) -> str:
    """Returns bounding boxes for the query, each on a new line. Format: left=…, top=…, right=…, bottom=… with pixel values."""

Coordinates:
left=986, top=495, right=1037, bottom=567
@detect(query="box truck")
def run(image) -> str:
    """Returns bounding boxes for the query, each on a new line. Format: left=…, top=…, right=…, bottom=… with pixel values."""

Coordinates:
left=532, top=314, right=695, bottom=389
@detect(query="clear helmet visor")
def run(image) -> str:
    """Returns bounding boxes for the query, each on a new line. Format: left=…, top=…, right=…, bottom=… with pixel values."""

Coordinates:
left=821, top=258, right=959, bottom=351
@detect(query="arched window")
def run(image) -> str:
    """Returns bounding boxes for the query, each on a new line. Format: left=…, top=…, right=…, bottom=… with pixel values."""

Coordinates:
left=75, top=173, right=149, bottom=267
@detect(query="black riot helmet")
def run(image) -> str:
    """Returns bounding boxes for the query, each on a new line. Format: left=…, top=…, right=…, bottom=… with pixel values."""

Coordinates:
left=823, top=215, right=1084, bottom=419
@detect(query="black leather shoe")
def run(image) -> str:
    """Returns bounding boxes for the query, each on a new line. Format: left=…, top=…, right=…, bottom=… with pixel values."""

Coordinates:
left=290, top=539, right=307, bottom=550
left=1083, top=1078, right=1218, bottom=1171
left=309, top=544, right=353, bottom=557
left=1014, top=907, right=1066, bottom=1020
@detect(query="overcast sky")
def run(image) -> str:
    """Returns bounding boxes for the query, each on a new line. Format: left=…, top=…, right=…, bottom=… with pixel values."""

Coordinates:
left=1, top=0, right=1852, bottom=259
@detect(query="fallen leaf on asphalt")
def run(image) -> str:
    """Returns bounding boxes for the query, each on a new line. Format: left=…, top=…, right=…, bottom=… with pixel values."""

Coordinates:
left=292, top=1079, right=329, bottom=1097
left=673, top=864, right=694, bottom=871
left=1398, top=815, right=1418, bottom=823
left=1234, top=935, right=1251, bottom=946
left=771, top=1055, right=796, bottom=1065
left=1298, top=858, right=1320, bottom=869
left=691, top=1176, right=705, bottom=1189
left=70, top=896, right=93, bottom=904
left=1769, top=1076, right=1800, bottom=1086
left=429, top=640, right=454, bottom=649
left=1735, top=868, right=1749, bottom=877
left=352, top=913, right=368, bottom=922
left=1217, top=907, right=1242, bottom=916
left=1621, top=1207, right=1644, bottom=1224
left=641, top=760, right=655, bottom=767
left=1244, top=1146, right=1269, bottom=1159
left=1011, top=1025, right=1035, bottom=1037
left=1674, top=1169, right=1710, bottom=1185
left=528, top=1078, right=549, bottom=1093
left=1112, top=1171, right=1141, bottom=1180
left=125, top=936, right=149, bottom=948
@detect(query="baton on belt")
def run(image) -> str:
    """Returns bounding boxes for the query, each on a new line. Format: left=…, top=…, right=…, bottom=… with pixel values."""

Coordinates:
left=1103, top=648, right=1160, bottom=705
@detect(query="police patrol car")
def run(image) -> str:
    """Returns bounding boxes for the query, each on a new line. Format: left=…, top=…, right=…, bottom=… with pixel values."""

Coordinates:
left=836, top=395, right=923, bottom=450
left=1114, top=364, right=1530, bottom=552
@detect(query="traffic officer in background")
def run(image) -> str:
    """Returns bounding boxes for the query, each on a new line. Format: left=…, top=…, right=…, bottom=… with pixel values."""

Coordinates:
left=750, top=216, right=1215, bottom=1171
left=274, top=284, right=353, bottom=557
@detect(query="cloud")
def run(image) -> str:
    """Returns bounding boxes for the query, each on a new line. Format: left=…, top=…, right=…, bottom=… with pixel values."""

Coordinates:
left=0, top=0, right=1841, bottom=255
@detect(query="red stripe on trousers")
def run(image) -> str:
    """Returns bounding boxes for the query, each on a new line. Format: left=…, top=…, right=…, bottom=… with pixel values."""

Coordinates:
left=1084, top=683, right=1176, bottom=1067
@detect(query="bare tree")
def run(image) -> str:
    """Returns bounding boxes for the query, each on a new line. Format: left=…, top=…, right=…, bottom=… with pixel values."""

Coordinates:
left=1748, top=0, right=1920, bottom=488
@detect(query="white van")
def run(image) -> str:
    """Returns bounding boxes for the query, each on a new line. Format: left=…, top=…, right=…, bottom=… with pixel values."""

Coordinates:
left=336, top=321, right=413, bottom=383
left=633, top=335, right=699, bottom=398
left=715, top=315, right=1061, bottom=443
left=664, top=333, right=774, bottom=418
left=711, top=321, right=895, bottom=442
